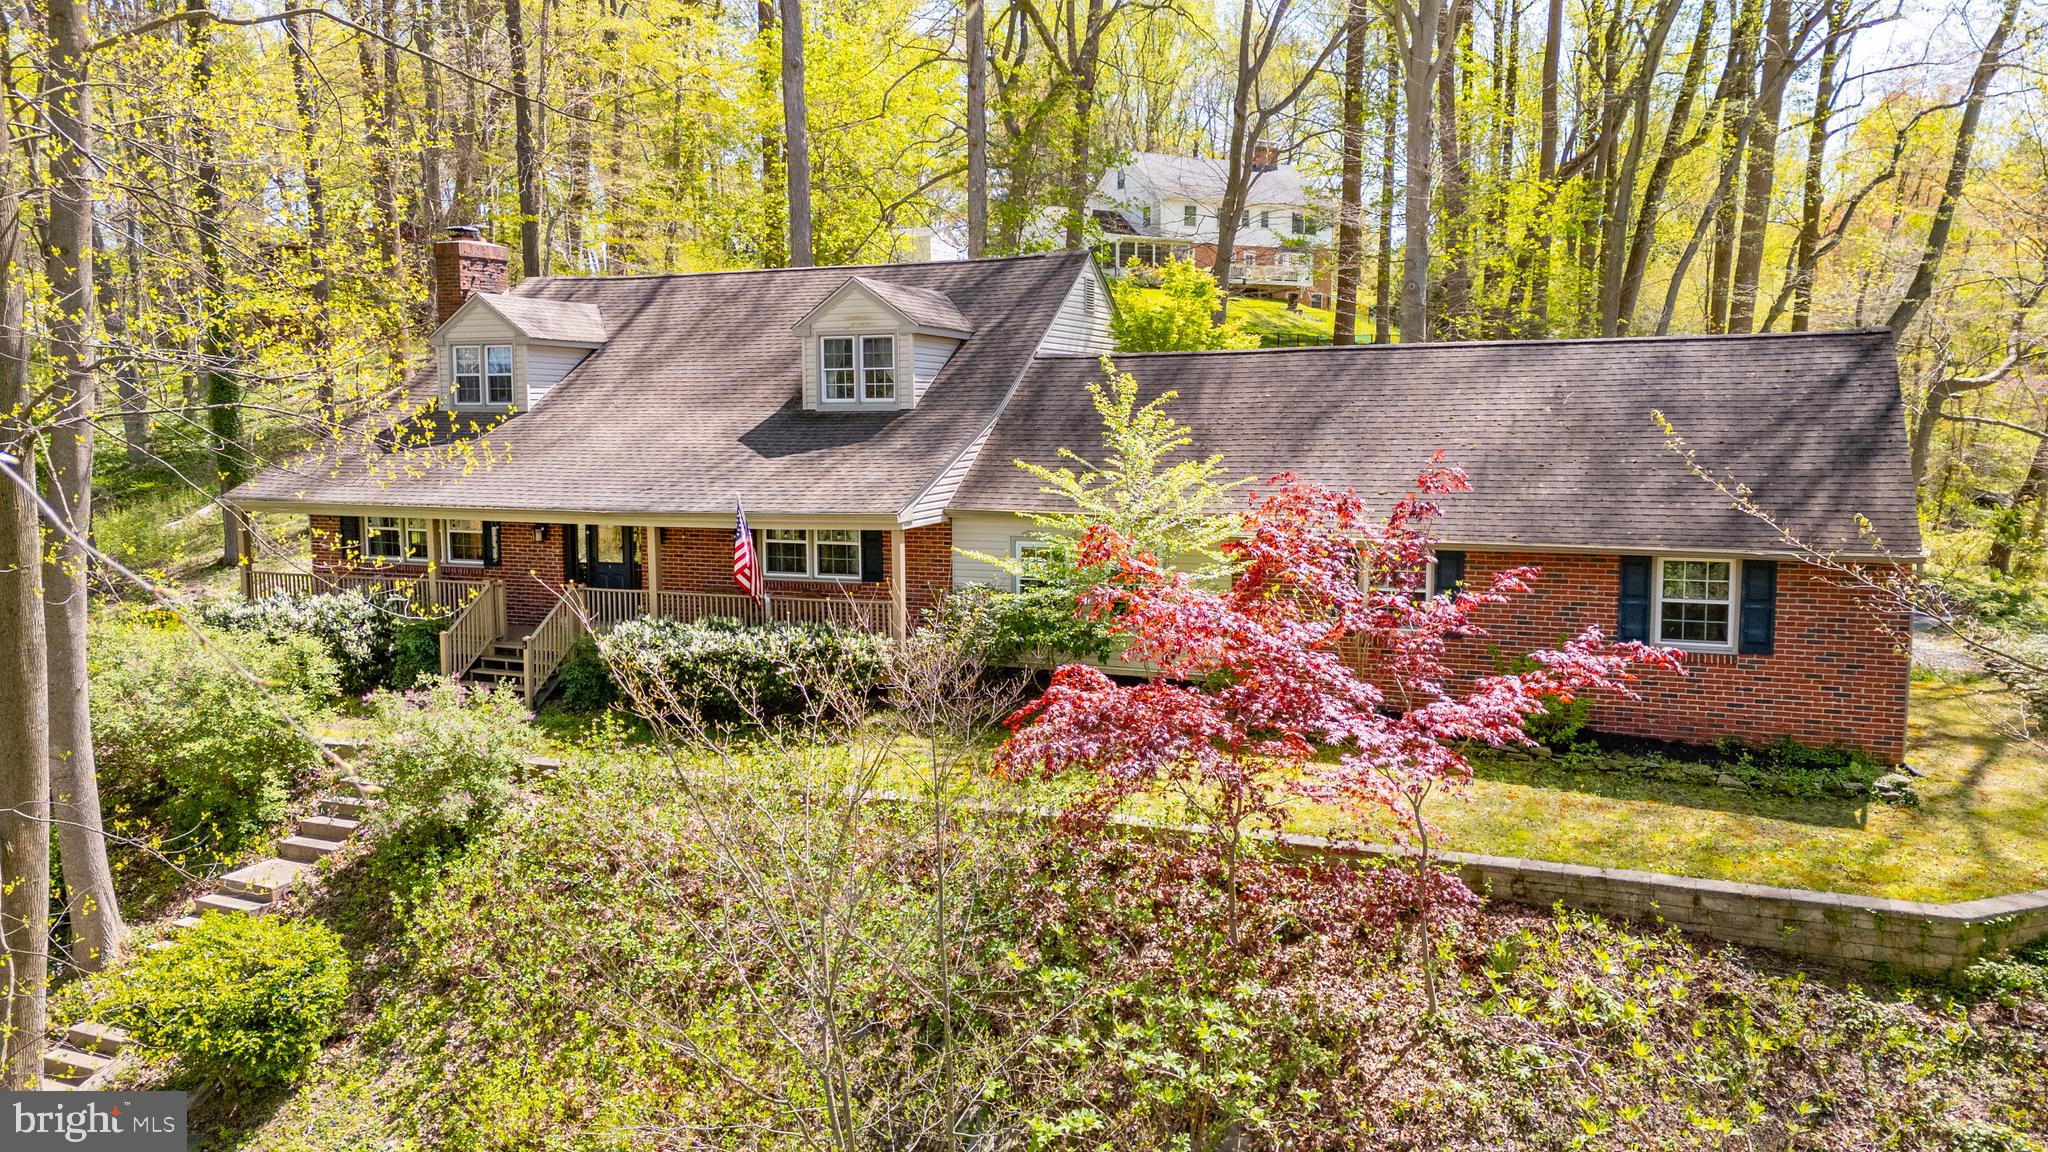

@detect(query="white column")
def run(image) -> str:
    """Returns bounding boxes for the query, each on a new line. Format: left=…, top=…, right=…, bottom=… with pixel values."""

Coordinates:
left=645, top=526, right=661, bottom=617
left=889, top=528, right=908, bottom=640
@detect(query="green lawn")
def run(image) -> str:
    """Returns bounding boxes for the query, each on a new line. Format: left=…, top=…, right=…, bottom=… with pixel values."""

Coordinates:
left=1222, top=293, right=1335, bottom=344
left=1288, top=674, right=2048, bottom=902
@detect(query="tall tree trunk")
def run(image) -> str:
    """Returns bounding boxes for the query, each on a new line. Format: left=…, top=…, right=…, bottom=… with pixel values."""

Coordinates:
left=1435, top=1, right=1471, bottom=337
left=288, top=11, right=334, bottom=406
left=1528, top=0, right=1561, bottom=331
left=1885, top=0, right=2019, bottom=334
left=757, top=0, right=784, bottom=266
left=416, top=0, right=446, bottom=238
left=965, top=0, right=988, bottom=257
left=1212, top=0, right=1259, bottom=300
left=0, top=85, right=51, bottom=1091
left=781, top=0, right=813, bottom=266
left=1726, top=0, right=1791, bottom=332
left=1789, top=0, right=1843, bottom=332
left=42, top=0, right=125, bottom=977
left=1617, top=0, right=1716, bottom=328
left=1063, top=0, right=1107, bottom=252
left=1333, top=0, right=1369, bottom=344
left=507, top=0, right=543, bottom=276
left=1374, top=40, right=1396, bottom=344
left=1595, top=0, right=1683, bottom=335
left=1396, top=0, right=1448, bottom=341
left=186, top=0, right=243, bottom=569
left=353, top=0, right=402, bottom=277
left=96, top=220, right=148, bottom=464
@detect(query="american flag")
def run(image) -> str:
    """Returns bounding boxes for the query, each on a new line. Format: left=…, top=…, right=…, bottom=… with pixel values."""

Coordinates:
left=733, top=503, right=765, bottom=602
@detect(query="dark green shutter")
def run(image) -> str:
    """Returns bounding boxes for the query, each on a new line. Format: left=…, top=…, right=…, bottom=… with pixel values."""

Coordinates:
left=338, top=516, right=362, bottom=559
left=1432, top=550, right=1466, bottom=595
left=562, top=524, right=581, bottom=583
left=482, top=521, right=502, bottom=567
left=1739, top=560, right=1778, bottom=654
left=1617, top=556, right=1652, bottom=642
left=860, top=531, right=885, bottom=583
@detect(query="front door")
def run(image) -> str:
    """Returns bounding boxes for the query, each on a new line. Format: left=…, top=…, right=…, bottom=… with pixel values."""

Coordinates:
left=582, top=524, right=637, bottom=589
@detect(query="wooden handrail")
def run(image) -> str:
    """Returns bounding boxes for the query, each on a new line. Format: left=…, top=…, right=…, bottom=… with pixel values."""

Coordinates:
left=438, top=581, right=505, bottom=679
left=521, top=588, right=587, bottom=708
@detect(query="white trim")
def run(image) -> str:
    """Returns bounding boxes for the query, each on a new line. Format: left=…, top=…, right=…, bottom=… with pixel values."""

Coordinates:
left=364, top=514, right=430, bottom=563
left=1011, top=537, right=1051, bottom=593
left=449, top=342, right=513, bottom=409
left=818, top=334, right=897, bottom=407
left=1651, top=555, right=1739, bottom=653
left=442, top=517, right=488, bottom=567
left=761, top=525, right=862, bottom=582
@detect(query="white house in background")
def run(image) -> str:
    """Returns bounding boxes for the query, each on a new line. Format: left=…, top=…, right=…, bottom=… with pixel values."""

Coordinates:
left=1089, top=149, right=1333, bottom=303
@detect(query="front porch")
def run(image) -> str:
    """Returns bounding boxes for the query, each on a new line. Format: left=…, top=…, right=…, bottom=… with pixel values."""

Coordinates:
left=241, top=566, right=898, bottom=706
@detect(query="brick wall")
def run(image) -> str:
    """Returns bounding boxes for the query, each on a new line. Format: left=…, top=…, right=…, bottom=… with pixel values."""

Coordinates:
left=1351, top=550, right=1912, bottom=763
left=309, top=514, right=572, bottom=627
left=904, top=523, right=952, bottom=625
left=433, top=237, right=511, bottom=325
left=657, top=525, right=952, bottom=623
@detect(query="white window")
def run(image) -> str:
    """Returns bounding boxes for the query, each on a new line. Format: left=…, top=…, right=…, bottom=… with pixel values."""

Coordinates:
left=451, top=345, right=482, bottom=405
left=366, top=515, right=428, bottom=562
left=819, top=336, right=895, bottom=405
left=1182, top=204, right=1197, bottom=228
left=1656, top=558, right=1735, bottom=649
left=485, top=345, right=514, bottom=404
left=1013, top=539, right=1052, bottom=592
left=444, top=519, right=486, bottom=566
left=451, top=344, right=512, bottom=406
left=1239, top=210, right=1250, bottom=227
left=1259, top=209, right=1270, bottom=229
left=764, top=528, right=808, bottom=577
left=860, top=336, right=895, bottom=401
left=815, top=529, right=860, bottom=579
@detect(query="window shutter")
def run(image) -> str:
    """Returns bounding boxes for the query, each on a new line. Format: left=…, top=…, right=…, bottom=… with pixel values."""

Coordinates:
left=1739, top=560, right=1778, bottom=655
left=860, top=531, right=885, bottom=583
left=337, top=516, right=362, bottom=558
left=1432, top=550, right=1466, bottom=595
left=482, top=521, right=502, bottom=567
left=562, top=525, right=581, bottom=583
left=1616, top=556, right=1652, bottom=642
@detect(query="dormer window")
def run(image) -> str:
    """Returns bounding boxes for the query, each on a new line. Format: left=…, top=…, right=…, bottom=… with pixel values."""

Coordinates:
left=452, top=343, right=513, bottom=406
left=821, top=335, right=895, bottom=405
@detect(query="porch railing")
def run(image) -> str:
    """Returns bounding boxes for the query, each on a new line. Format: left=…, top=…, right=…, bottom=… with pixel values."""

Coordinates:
left=654, top=590, right=893, bottom=634
left=243, top=567, right=494, bottom=617
left=581, top=586, right=651, bottom=633
left=438, top=581, right=506, bottom=680
left=522, top=589, right=587, bottom=708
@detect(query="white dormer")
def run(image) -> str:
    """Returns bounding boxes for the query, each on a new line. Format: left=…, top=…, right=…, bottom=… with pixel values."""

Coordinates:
left=795, top=276, right=975, bottom=411
left=429, top=293, right=606, bottom=412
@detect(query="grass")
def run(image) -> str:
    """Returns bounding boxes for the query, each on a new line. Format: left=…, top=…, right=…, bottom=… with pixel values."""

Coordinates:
left=1116, top=284, right=1337, bottom=346
left=1285, top=673, right=2048, bottom=902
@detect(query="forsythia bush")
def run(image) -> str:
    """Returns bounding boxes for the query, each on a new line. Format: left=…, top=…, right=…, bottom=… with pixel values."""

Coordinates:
left=357, top=678, right=543, bottom=827
left=597, top=616, right=894, bottom=721
left=202, top=590, right=450, bottom=694
left=101, top=914, right=350, bottom=1093
left=90, top=611, right=336, bottom=855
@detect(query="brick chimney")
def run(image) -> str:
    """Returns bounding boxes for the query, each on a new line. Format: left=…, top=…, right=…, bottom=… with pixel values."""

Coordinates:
left=433, top=226, right=510, bottom=326
left=1250, top=144, right=1280, bottom=173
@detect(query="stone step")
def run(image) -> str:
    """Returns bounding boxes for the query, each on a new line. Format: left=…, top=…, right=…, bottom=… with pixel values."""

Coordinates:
left=66, top=1022, right=131, bottom=1056
left=42, top=1044, right=113, bottom=1086
left=297, top=814, right=360, bottom=842
left=172, top=916, right=202, bottom=930
left=318, top=794, right=380, bottom=820
left=339, top=775, right=385, bottom=798
left=192, top=892, right=270, bottom=918
left=220, top=857, right=313, bottom=904
left=278, top=835, right=344, bottom=864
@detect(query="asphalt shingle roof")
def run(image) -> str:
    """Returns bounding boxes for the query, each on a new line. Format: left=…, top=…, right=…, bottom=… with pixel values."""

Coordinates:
left=954, top=330, right=1919, bottom=559
left=846, top=276, right=976, bottom=334
left=232, top=252, right=1090, bottom=518
left=478, top=294, right=608, bottom=344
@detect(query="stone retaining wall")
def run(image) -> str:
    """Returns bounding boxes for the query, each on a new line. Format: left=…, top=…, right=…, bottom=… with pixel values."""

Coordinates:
left=1273, top=831, right=2048, bottom=975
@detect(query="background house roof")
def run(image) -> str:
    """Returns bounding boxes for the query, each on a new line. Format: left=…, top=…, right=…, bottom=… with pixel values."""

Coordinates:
left=232, top=252, right=1091, bottom=519
left=471, top=294, right=608, bottom=345
left=1122, top=151, right=1318, bottom=207
left=954, top=329, right=1919, bottom=559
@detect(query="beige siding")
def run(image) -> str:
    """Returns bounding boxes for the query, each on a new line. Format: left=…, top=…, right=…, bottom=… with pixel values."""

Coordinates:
left=801, top=288, right=912, bottom=410
left=949, top=511, right=1037, bottom=589
left=523, top=345, right=588, bottom=409
left=1036, top=267, right=1114, bottom=356
left=912, top=334, right=959, bottom=403
left=901, top=418, right=988, bottom=526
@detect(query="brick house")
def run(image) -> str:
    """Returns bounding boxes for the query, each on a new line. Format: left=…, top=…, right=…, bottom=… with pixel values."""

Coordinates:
left=229, top=232, right=1919, bottom=760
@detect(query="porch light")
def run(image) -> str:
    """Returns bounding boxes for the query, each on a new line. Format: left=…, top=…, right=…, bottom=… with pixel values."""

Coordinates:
left=533, top=524, right=548, bottom=542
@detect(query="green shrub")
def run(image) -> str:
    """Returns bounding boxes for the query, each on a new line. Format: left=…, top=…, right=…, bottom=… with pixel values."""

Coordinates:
left=101, top=913, right=349, bottom=1093
left=91, top=611, right=335, bottom=855
left=358, top=677, right=543, bottom=828
left=202, top=590, right=450, bottom=694
left=1495, top=650, right=1594, bottom=751
left=555, top=632, right=618, bottom=713
left=598, top=616, right=893, bottom=722
left=1714, top=736, right=1885, bottom=799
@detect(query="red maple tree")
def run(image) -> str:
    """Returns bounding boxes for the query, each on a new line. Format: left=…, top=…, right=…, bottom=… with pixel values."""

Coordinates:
left=998, top=462, right=1680, bottom=996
